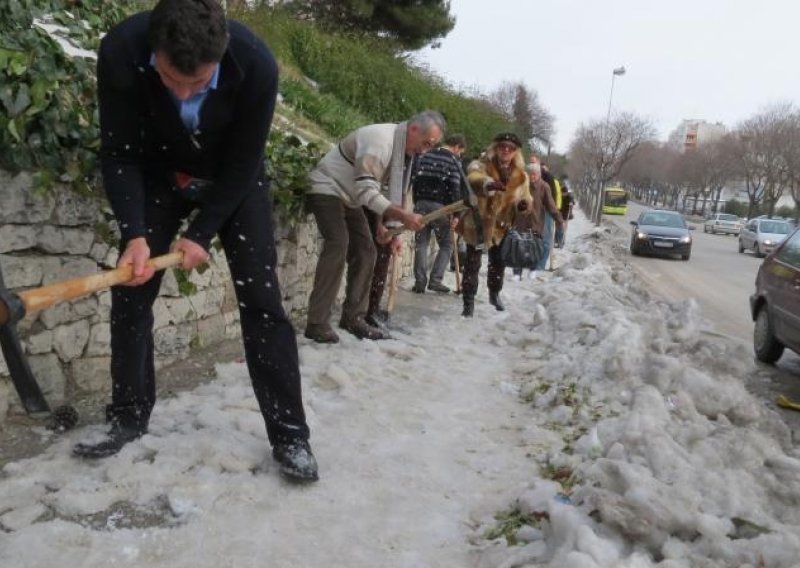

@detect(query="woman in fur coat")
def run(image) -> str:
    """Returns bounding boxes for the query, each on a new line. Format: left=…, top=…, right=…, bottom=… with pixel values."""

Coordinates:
left=457, top=132, right=532, bottom=317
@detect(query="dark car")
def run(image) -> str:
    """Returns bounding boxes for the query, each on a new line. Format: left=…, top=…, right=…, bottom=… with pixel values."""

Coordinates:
left=750, top=227, right=800, bottom=363
left=630, top=210, right=693, bottom=260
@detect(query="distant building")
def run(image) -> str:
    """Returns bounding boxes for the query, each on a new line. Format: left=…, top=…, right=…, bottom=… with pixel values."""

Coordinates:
left=668, top=119, right=727, bottom=152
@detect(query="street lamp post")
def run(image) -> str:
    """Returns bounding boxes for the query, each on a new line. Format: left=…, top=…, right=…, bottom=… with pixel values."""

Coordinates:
left=595, top=65, right=626, bottom=224
left=606, top=66, right=626, bottom=125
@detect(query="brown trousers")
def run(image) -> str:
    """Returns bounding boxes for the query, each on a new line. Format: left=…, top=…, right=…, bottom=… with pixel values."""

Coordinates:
left=306, top=194, right=376, bottom=326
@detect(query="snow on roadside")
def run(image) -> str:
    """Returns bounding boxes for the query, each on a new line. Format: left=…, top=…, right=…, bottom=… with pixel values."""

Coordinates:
left=1, top=208, right=799, bottom=568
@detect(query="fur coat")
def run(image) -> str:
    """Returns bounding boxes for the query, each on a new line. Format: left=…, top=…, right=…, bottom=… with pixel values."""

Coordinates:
left=459, top=158, right=532, bottom=247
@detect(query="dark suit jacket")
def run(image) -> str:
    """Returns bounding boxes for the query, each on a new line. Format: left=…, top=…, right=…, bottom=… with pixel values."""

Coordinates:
left=98, top=12, right=278, bottom=249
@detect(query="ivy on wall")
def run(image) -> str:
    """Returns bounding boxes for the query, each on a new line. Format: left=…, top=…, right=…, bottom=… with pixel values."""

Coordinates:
left=0, top=0, right=320, bottom=218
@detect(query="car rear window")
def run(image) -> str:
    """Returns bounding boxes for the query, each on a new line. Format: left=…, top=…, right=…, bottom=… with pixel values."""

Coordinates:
left=759, top=221, right=791, bottom=234
left=718, top=214, right=738, bottom=221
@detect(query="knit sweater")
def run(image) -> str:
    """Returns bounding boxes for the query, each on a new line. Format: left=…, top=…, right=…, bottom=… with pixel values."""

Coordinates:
left=411, top=148, right=462, bottom=205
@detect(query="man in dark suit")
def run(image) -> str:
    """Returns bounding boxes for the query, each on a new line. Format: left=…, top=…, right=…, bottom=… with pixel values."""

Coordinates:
left=72, top=0, right=318, bottom=482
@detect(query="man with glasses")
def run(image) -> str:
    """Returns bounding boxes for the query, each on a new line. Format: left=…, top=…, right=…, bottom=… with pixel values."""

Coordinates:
left=457, top=132, right=532, bottom=316
left=304, top=111, right=443, bottom=343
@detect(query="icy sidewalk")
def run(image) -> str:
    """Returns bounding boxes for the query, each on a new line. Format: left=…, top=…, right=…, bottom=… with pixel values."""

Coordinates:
left=2, top=209, right=800, bottom=568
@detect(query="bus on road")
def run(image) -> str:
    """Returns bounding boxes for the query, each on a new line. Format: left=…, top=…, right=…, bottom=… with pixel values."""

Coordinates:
left=602, top=187, right=628, bottom=215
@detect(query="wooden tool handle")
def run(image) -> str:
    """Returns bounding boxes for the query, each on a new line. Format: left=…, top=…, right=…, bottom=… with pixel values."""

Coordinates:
left=388, top=200, right=470, bottom=237
left=17, top=252, right=184, bottom=316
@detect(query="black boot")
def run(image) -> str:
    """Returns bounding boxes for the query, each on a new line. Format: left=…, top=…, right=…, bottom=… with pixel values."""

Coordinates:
left=273, top=439, right=319, bottom=482
left=73, top=423, right=145, bottom=458
left=489, top=291, right=505, bottom=311
left=462, top=297, right=474, bottom=317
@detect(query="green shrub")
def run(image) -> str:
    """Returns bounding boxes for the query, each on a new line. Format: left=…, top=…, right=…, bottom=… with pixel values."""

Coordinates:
left=266, top=130, right=324, bottom=221
left=0, top=0, right=131, bottom=192
left=241, top=6, right=514, bottom=152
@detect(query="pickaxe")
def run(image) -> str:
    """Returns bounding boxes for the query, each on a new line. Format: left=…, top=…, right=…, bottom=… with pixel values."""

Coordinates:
left=0, top=252, right=183, bottom=429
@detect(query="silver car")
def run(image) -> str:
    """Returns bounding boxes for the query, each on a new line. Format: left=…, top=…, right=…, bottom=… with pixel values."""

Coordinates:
left=703, top=213, right=742, bottom=235
left=738, top=218, right=792, bottom=257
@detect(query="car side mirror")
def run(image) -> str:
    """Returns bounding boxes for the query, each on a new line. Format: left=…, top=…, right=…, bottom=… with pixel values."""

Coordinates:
left=688, top=226, right=696, bottom=231
left=630, top=221, right=637, bottom=226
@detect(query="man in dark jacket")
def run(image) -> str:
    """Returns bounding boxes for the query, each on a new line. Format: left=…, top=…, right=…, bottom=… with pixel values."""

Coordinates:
left=72, top=0, right=318, bottom=482
left=410, top=134, right=466, bottom=294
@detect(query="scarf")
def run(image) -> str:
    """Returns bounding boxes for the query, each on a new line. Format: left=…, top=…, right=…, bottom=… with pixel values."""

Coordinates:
left=388, top=121, right=411, bottom=205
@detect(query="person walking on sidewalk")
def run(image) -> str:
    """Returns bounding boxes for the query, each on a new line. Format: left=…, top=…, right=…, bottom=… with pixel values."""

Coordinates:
left=304, top=111, right=442, bottom=343
left=537, top=164, right=562, bottom=272
left=511, top=162, right=564, bottom=280
left=72, top=0, right=318, bottom=482
left=458, top=132, right=532, bottom=316
left=411, top=134, right=467, bottom=294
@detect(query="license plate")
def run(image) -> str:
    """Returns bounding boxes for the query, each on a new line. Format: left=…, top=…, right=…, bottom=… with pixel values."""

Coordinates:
left=653, top=241, right=674, bottom=248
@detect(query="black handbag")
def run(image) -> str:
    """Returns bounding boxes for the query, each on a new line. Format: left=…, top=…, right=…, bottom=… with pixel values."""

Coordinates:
left=500, top=229, right=544, bottom=269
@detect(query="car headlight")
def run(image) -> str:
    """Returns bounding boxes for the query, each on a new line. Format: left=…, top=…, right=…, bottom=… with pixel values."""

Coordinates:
left=636, top=231, right=648, bottom=239
left=763, top=239, right=773, bottom=246
left=679, top=236, right=691, bottom=243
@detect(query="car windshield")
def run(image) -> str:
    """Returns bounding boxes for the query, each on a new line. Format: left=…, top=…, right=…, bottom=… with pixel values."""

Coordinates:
left=640, top=213, right=685, bottom=228
left=718, top=214, right=738, bottom=221
left=759, top=221, right=791, bottom=234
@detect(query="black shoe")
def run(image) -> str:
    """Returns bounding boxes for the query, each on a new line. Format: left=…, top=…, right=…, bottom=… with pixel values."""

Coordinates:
left=273, top=440, right=319, bottom=482
left=427, top=281, right=450, bottom=293
left=73, top=424, right=145, bottom=458
left=339, top=317, right=389, bottom=340
left=462, top=298, right=474, bottom=317
left=411, top=283, right=426, bottom=294
left=489, top=292, right=505, bottom=312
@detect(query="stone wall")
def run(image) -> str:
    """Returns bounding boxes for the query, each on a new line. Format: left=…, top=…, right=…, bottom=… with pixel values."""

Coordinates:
left=0, top=169, right=412, bottom=425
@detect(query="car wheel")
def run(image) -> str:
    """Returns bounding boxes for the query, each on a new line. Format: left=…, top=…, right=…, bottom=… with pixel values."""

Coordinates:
left=681, top=251, right=691, bottom=261
left=738, top=239, right=744, bottom=253
left=703, top=225, right=709, bottom=233
left=754, top=306, right=784, bottom=364
left=630, top=239, right=639, bottom=256
left=755, top=244, right=763, bottom=257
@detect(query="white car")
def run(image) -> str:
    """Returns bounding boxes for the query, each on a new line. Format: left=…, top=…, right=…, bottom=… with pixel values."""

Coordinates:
left=738, top=218, right=792, bottom=257
left=703, top=213, right=742, bottom=235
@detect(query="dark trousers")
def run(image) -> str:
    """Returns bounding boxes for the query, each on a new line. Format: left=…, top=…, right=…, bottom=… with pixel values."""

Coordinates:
left=108, top=181, right=309, bottom=446
left=366, top=209, right=392, bottom=317
left=461, top=244, right=505, bottom=299
left=306, top=195, right=376, bottom=325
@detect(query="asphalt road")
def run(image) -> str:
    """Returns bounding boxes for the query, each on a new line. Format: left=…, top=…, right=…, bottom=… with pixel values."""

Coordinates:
left=609, top=202, right=800, bottom=440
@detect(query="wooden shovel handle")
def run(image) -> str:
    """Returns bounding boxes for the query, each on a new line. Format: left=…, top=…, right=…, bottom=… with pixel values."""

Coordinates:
left=388, top=200, right=470, bottom=237
left=17, top=252, right=184, bottom=317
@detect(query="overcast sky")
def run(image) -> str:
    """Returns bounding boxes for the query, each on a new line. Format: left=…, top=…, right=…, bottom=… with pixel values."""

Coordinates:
left=414, top=0, right=800, bottom=152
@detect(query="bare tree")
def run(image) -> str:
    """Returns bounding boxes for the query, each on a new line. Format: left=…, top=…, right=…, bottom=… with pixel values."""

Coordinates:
left=485, top=81, right=554, bottom=152
left=731, top=104, right=794, bottom=218
left=618, top=142, right=680, bottom=208
left=568, top=111, right=656, bottom=224
left=780, top=110, right=800, bottom=221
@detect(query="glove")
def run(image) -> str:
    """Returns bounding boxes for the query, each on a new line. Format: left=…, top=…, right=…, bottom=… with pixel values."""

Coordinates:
left=517, top=200, right=529, bottom=212
left=484, top=179, right=506, bottom=193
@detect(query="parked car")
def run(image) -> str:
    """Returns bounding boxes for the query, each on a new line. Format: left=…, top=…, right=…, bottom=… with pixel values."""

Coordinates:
left=738, top=218, right=793, bottom=257
left=703, top=213, right=742, bottom=235
left=750, top=227, right=800, bottom=363
left=630, top=210, right=693, bottom=260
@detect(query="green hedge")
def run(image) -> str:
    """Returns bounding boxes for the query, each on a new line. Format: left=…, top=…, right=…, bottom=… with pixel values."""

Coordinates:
left=242, top=6, right=515, bottom=152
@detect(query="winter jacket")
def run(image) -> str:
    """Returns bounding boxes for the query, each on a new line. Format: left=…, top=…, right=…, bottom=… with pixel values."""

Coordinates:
left=97, top=12, right=278, bottom=250
left=411, top=148, right=462, bottom=205
left=514, top=179, right=564, bottom=235
left=461, top=158, right=532, bottom=247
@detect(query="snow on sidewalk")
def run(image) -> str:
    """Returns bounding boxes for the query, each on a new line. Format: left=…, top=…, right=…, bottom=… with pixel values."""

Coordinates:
left=1, top=208, right=800, bottom=568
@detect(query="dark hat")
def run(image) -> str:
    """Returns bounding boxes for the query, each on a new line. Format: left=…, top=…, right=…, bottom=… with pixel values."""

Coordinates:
left=493, top=132, right=522, bottom=147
